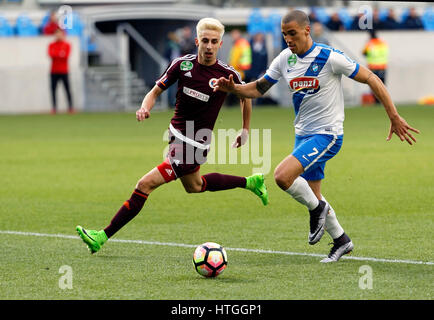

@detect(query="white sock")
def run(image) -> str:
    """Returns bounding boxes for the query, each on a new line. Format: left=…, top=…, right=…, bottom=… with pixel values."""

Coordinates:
left=322, top=195, right=344, bottom=239
left=285, top=176, right=319, bottom=211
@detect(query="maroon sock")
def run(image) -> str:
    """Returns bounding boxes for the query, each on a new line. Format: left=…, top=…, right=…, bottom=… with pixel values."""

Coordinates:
left=201, top=173, right=246, bottom=192
left=104, top=189, right=148, bottom=238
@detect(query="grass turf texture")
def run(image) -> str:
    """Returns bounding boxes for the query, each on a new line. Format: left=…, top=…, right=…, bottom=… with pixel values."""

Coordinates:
left=0, top=105, right=433, bottom=299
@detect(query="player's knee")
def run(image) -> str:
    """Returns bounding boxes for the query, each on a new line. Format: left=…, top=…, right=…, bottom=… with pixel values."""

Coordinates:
left=183, top=183, right=202, bottom=194
left=136, top=175, right=158, bottom=194
left=274, top=168, right=294, bottom=190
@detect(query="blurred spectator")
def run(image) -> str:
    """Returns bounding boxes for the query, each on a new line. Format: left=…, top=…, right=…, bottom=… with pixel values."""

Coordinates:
left=178, top=26, right=196, bottom=56
left=401, top=7, right=424, bottom=30
left=229, top=29, right=252, bottom=80
left=372, top=8, right=386, bottom=30
left=326, top=12, right=344, bottom=31
left=311, top=21, right=330, bottom=45
left=164, top=31, right=180, bottom=61
left=48, top=28, right=73, bottom=114
left=362, top=29, right=389, bottom=104
left=246, top=32, right=267, bottom=82
left=164, top=31, right=180, bottom=106
left=383, top=8, right=400, bottom=30
left=228, top=29, right=251, bottom=105
left=245, top=32, right=268, bottom=105
left=43, top=10, right=60, bottom=35
left=308, top=9, right=319, bottom=24
left=350, top=12, right=364, bottom=31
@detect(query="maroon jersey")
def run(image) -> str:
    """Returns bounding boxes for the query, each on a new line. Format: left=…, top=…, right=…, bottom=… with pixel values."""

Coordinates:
left=156, top=54, right=243, bottom=137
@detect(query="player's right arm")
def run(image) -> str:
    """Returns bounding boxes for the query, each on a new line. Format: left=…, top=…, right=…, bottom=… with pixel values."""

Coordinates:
left=137, top=57, right=180, bottom=121
left=214, top=74, right=273, bottom=99
left=136, top=85, right=164, bottom=121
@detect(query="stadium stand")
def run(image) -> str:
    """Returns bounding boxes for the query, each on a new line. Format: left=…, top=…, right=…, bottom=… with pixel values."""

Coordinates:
left=337, top=7, right=353, bottom=30
left=312, top=7, right=330, bottom=25
left=247, top=8, right=267, bottom=35
left=64, top=12, right=84, bottom=37
left=39, top=11, right=51, bottom=33
left=0, top=15, right=14, bottom=36
left=15, top=14, right=38, bottom=36
left=422, top=7, right=434, bottom=30
left=0, top=0, right=433, bottom=114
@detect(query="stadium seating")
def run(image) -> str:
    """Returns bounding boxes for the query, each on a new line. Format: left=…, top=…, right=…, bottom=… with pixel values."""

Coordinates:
left=0, top=15, right=14, bottom=37
left=247, top=8, right=267, bottom=35
left=400, top=8, right=410, bottom=23
left=337, top=7, right=353, bottom=30
left=422, top=7, right=434, bottom=30
left=266, top=11, right=282, bottom=49
left=38, top=11, right=51, bottom=32
left=15, top=14, right=38, bottom=36
left=312, top=7, right=330, bottom=24
left=379, top=8, right=390, bottom=21
left=65, top=12, right=84, bottom=37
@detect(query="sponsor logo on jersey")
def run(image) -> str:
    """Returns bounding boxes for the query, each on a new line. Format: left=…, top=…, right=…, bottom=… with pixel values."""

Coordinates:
left=183, top=86, right=210, bottom=102
left=180, top=61, right=194, bottom=71
left=209, top=78, right=218, bottom=89
left=184, top=71, right=192, bottom=77
left=289, top=76, right=320, bottom=92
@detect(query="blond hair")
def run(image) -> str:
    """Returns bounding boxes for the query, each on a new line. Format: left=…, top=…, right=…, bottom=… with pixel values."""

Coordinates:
left=196, top=17, right=225, bottom=40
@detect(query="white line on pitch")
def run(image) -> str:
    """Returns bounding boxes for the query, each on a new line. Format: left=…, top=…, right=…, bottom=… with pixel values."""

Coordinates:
left=0, top=230, right=433, bottom=266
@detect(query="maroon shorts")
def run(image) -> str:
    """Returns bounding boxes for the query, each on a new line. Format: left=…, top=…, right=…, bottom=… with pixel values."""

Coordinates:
left=157, top=130, right=209, bottom=182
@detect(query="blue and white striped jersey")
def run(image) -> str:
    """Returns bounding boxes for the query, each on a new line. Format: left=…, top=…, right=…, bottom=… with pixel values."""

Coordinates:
left=264, top=42, right=360, bottom=136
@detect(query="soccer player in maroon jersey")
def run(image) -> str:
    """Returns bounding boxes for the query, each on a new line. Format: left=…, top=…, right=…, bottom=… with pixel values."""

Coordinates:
left=76, top=18, right=268, bottom=253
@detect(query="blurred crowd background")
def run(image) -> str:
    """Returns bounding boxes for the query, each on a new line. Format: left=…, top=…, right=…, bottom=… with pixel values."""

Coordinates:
left=0, top=0, right=433, bottom=113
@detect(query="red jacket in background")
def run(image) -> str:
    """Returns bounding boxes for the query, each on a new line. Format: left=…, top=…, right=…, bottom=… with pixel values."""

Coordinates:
left=43, top=22, right=60, bottom=35
left=48, top=40, right=71, bottom=74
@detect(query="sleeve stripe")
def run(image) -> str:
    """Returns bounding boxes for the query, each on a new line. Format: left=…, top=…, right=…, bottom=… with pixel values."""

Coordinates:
left=349, top=63, right=360, bottom=79
left=264, top=74, right=279, bottom=84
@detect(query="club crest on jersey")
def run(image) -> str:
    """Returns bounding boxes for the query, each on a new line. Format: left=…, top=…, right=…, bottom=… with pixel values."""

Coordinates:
left=209, top=78, right=218, bottom=89
left=310, top=63, right=319, bottom=74
left=180, top=61, right=193, bottom=71
left=289, top=76, right=320, bottom=93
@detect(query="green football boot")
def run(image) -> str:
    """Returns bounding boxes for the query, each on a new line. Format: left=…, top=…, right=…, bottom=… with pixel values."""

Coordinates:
left=76, top=226, right=108, bottom=254
left=246, top=173, right=269, bottom=206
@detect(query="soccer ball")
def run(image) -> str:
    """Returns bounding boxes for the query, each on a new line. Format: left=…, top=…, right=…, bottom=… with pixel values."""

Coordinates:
left=193, top=242, right=227, bottom=278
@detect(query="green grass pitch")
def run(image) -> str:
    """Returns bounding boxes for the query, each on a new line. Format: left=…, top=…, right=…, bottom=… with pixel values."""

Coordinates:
left=0, top=105, right=433, bottom=300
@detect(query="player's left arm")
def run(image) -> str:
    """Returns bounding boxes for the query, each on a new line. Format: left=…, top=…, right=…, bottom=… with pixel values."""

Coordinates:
left=233, top=97, right=252, bottom=148
left=352, top=65, right=420, bottom=145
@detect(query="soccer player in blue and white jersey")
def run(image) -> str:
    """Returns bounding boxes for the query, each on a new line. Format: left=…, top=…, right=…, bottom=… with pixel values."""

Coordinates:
left=214, top=10, right=419, bottom=263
